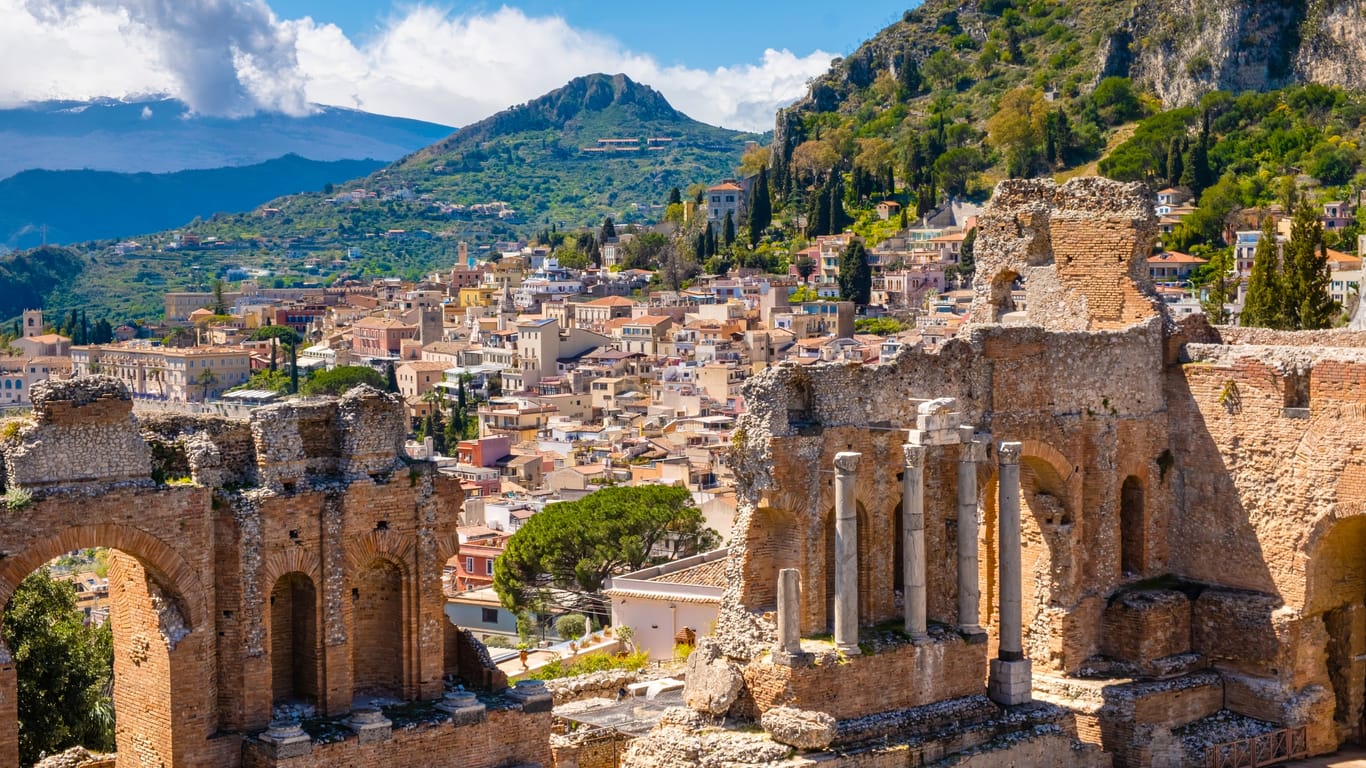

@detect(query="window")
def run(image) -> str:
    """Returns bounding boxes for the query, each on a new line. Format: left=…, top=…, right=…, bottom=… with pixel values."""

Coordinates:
left=481, top=607, right=499, bottom=624
left=486, top=560, right=495, bottom=576
left=465, top=557, right=474, bottom=572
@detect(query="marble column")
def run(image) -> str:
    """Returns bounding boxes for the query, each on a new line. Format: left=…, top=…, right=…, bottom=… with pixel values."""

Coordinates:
left=834, top=451, right=862, bottom=656
left=989, top=440, right=1032, bottom=706
left=997, top=441, right=1023, bottom=660
left=777, top=568, right=802, bottom=655
left=957, top=429, right=986, bottom=639
left=902, top=444, right=928, bottom=641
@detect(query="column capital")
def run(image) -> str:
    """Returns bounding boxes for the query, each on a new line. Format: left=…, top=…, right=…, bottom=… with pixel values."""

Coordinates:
left=959, top=432, right=990, bottom=463
left=998, top=441, right=1022, bottom=465
left=902, top=444, right=926, bottom=469
left=833, top=451, right=862, bottom=475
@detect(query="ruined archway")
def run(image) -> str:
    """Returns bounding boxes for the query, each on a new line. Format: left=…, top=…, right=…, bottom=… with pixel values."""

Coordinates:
left=0, top=523, right=211, bottom=768
left=269, top=572, right=320, bottom=710
left=1303, top=515, right=1366, bottom=744
left=352, top=557, right=405, bottom=702
left=739, top=507, right=801, bottom=612
left=988, top=270, right=1022, bottom=323
left=979, top=446, right=1078, bottom=671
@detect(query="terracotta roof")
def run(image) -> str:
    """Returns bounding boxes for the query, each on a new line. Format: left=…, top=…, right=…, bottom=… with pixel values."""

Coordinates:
left=585, top=296, right=637, bottom=307
left=648, top=558, right=728, bottom=588
left=1147, top=251, right=1207, bottom=264
left=354, top=316, right=415, bottom=329
left=708, top=182, right=742, bottom=191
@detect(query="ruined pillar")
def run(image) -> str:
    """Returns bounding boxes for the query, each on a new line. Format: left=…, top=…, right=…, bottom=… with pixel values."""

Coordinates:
left=903, top=444, right=928, bottom=641
left=957, top=429, right=987, bottom=639
left=989, top=441, right=1032, bottom=706
left=996, top=441, right=1024, bottom=660
left=775, top=568, right=810, bottom=664
left=834, top=451, right=862, bottom=656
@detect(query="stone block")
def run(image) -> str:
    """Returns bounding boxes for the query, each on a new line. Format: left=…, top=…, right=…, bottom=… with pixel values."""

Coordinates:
left=760, top=706, right=837, bottom=750
left=1102, top=589, right=1191, bottom=663
left=506, top=679, right=554, bottom=713
left=259, top=722, right=312, bottom=759
left=682, top=641, right=744, bottom=715
left=345, top=709, right=392, bottom=744
left=988, top=658, right=1032, bottom=706
left=436, top=690, right=487, bottom=727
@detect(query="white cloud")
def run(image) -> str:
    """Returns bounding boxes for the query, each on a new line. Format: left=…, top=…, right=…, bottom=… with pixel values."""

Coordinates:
left=0, top=1, right=832, bottom=131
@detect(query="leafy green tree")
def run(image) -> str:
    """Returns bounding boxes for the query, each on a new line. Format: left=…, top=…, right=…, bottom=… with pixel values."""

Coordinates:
left=251, top=325, right=303, bottom=393
left=854, top=317, right=905, bottom=335
left=1240, top=218, right=1283, bottom=329
left=1191, top=247, right=1236, bottom=324
left=934, top=147, right=985, bottom=198
left=494, top=485, right=717, bottom=620
left=2, top=570, right=115, bottom=765
left=299, top=365, right=386, bottom=396
left=838, top=239, right=872, bottom=306
left=1282, top=201, right=1336, bottom=329
left=793, top=254, right=816, bottom=281
left=986, top=87, right=1048, bottom=178
left=1090, top=77, right=1142, bottom=126
left=554, top=614, right=588, bottom=640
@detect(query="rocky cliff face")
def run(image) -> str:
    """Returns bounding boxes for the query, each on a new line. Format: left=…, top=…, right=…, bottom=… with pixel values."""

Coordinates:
left=1101, top=0, right=1366, bottom=107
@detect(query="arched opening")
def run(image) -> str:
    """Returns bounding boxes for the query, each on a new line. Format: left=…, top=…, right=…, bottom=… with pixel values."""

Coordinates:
left=269, top=572, right=319, bottom=709
left=1120, top=476, right=1145, bottom=578
left=0, top=524, right=209, bottom=768
left=979, top=452, right=1074, bottom=671
left=1304, top=516, right=1366, bottom=747
left=988, top=270, right=1023, bottom=323
left=740, top=507, right=800, bottom=613
left=352, top=558, right=404, bottom=702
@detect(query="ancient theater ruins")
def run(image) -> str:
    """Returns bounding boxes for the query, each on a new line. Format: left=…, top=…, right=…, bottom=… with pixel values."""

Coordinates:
left=625, top=177, right=1366, bottom=767
left=0, top=381, right=551, bottom=768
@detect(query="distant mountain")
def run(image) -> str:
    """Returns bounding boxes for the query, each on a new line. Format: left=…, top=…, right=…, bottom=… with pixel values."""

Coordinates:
left=0, top=154, right=387, bottom=249
left=7, top=74, right=759, bottom=324
left=0, top=97, right=454, bottom=180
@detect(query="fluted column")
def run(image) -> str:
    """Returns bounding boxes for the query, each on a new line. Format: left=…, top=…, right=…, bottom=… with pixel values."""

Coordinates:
left=957, top=429, right=987, bottom=638
left=902, top=444, right=928, bottom=640
left=834, top=451, right=862, bottom=656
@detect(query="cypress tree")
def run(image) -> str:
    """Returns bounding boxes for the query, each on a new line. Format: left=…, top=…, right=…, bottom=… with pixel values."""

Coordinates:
left=809, top=180, right=831, bottom=237
left=385, top=362, right=399, bottom=393
left=1166, top=138, right=1185, bottom=188
left=829, top=174, right=850, bottom=233
left=722, top=211, right=736, bottom=247
left=838, top=239, right=872, bottom=306
left=1240, top=218, right=1283, bottom=328
left=598, top=216, right=616, bottom=244
left=667, top=187, right=682, bottom=205
left=704, top=222, right=716, bottom=257
left=748, top=167, right=771, bottom=246
left=898, top=50, right=922, bottom=96
left=1283, top=201, right=1335, bottom=329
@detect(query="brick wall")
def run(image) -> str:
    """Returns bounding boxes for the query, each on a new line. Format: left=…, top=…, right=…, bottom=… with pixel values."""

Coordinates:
left=241, top=708, right=551, bottom=768
left=742, top=636, right=985, bottom=721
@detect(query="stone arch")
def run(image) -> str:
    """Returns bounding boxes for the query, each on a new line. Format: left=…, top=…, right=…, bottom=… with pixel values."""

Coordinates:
left=987, top=270, right=1022, bottom=322
left=269, top=571, right=321, bottom=707
left=979, top=441, right=1078, bottom=670
left=1302, top=515, right=1366, bottom=744
left=0, top=523, right=206, bottom=629
left=740, top=507, right=801, bottom=612
left=0, top=523, right=212, bottom=768
left=1120, top=475, right=1145, bottom=578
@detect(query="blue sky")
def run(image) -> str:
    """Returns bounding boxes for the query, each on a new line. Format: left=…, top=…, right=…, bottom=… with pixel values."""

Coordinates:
left=1, top=0, right=919, bottom=130
left=268, top=1, right=915, bottom=69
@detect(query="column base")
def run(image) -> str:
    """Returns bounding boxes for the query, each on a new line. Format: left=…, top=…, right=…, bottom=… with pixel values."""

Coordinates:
left=959, top=625, right=987, bottom=644
left=772, top=648, right=814, bottom=667
left=988, top=658, right=1033, bottom=706
left=835, top=642, right=862, bottom=657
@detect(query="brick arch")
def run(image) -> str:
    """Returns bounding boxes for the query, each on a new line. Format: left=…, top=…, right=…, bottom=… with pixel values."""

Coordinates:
left=261, top=547, right=322, bottom=590
left=344, top=530, right=416, bottom=579
left=1018, top=438, right=1075, bottom=492
left=0, top=523, right=206, bottom=629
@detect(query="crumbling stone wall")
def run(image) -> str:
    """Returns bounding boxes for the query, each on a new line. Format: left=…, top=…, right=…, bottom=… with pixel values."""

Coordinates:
left=968, top=178, right=1162, bottom=330
left=0, top=378, right=541, bottom=768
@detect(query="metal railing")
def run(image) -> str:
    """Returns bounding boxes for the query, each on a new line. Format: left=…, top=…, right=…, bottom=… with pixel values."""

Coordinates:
left=1205, top=726, right=1307, bottom=768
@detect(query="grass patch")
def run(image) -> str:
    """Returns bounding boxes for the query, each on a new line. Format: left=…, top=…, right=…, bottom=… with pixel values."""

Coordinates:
left=527, top=649, right=649, bottom=682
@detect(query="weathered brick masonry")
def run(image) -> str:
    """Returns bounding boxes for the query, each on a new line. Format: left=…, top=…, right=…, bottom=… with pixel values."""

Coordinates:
left=0, top=381, right=548, bottom=768
left=641, top=178, right=1366, bottom=767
